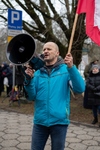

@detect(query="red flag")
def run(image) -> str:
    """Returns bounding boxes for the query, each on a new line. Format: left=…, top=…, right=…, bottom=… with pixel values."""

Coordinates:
left=86, top=0, right=100, bottom=46
left=76, top=0, right=87, bottom=14
left=76, top=0, right=100, bottom=46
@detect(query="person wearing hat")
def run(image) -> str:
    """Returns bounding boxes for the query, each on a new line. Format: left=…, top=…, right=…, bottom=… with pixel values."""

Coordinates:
left=84, top=57, right=99, bottom=80
left=83, top=56, right=99, bottom=109
left=86, top=64, right=100, bottom=126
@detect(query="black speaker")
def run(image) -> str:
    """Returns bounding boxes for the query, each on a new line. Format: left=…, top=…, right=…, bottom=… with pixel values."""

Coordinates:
left=6, top=33, right=36, bottom=65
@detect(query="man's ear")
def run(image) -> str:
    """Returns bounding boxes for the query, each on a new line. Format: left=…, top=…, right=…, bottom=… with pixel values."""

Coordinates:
left=57, top=51, right=59, bottom=56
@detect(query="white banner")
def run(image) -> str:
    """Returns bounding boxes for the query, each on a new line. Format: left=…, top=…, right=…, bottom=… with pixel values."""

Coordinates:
left=94, top=0, right=100, bottom=30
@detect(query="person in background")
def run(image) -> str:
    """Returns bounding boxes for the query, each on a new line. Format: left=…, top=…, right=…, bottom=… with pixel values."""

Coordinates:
left=24, top=42, right=85, bottom=150
left=86, top=64, right=100, bottom=126
left=0, top=65, right=4, bottom=96
left=84, top=57, right=99, bottom=80
left=15, top=66, right=24, bottom=95
left=1, top=62, right=13, bottom=97
left=83, top=57, right=99, bottom=109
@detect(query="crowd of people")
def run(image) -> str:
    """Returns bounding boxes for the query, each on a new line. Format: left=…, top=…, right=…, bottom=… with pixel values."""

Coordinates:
left=0, top=62, right=25, bottom=97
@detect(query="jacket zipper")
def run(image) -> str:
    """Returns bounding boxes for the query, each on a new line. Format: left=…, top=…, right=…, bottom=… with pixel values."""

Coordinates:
left=47, top=76, right=50, bottom=126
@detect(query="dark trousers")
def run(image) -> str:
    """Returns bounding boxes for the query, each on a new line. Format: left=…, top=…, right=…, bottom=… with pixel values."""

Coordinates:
left=7, top=85, right=12, bottom=96
left=92, top=105, right=100, bottom=118
left=31, top=124, right=68, bottom=150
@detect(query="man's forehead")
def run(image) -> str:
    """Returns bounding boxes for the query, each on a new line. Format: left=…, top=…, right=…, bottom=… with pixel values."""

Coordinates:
left=43, top=42, right=59, bottom=51
left=44, top=42, right=54, bottom=47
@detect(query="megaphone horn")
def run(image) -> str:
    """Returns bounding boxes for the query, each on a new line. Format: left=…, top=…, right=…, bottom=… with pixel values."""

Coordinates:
left=6, top=33, right=36, bottom=65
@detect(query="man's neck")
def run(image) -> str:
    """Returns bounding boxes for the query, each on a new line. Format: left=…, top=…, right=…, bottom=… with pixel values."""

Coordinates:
left=45, top=59, right=57, bottom=66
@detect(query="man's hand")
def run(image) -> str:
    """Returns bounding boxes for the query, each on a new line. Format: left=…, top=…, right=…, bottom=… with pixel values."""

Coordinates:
left=64, top=53, right=73, bottom=68
left=25, top=64, right=35, bottom=78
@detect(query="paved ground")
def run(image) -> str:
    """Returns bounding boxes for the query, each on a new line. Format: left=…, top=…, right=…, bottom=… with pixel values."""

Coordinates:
left=0, top=109, right=100, bottom=150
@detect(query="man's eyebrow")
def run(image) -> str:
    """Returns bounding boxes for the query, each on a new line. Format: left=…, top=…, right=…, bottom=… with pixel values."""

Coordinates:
left=43, top=48, right=51, bottom=50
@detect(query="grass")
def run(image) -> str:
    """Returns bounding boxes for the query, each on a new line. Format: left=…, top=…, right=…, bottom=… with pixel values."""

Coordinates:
left=70, top=94, right=93, bottom=124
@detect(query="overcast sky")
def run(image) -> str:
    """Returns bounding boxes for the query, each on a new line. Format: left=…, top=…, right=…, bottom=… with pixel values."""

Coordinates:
left=0, top=0, right=65, bottom=29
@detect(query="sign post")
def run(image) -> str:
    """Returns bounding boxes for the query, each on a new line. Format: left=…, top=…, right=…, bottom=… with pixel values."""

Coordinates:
left=8, top=8, right=22, bottom=42
left=7, top=8, right=22, bottom=88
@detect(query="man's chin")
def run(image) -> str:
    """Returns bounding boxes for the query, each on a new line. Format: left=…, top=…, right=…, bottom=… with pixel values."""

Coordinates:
left=44, top=58, right=51, bottom=63
left=44, top=58, right=49, bottom=61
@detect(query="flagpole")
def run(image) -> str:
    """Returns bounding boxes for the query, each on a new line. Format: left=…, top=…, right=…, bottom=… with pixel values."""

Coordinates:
left=68, top=13, right=81, bottom=99
left=68, top=13, right=78, bottom=53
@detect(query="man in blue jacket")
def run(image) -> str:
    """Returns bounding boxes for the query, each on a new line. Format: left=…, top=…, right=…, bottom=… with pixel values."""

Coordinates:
left=24, top=42, right=85, bottom=150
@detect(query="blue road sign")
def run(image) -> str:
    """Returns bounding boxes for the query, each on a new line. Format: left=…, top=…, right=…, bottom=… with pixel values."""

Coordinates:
left=8, top=8, right=22, bottom=30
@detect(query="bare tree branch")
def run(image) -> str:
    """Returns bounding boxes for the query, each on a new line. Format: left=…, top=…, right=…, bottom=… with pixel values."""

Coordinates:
left=0, top=0, right=86, bottom=65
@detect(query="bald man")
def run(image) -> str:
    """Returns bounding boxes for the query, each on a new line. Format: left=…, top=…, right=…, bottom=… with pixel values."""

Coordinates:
left=24, top=42, right=85, bottom=150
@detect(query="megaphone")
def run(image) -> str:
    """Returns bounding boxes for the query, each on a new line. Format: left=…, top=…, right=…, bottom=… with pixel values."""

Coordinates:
left=6, top=33, right=44, bottom=74
left=6, top=33, right=45, bottom=86
left=6, top=33, right=36, bottom=65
